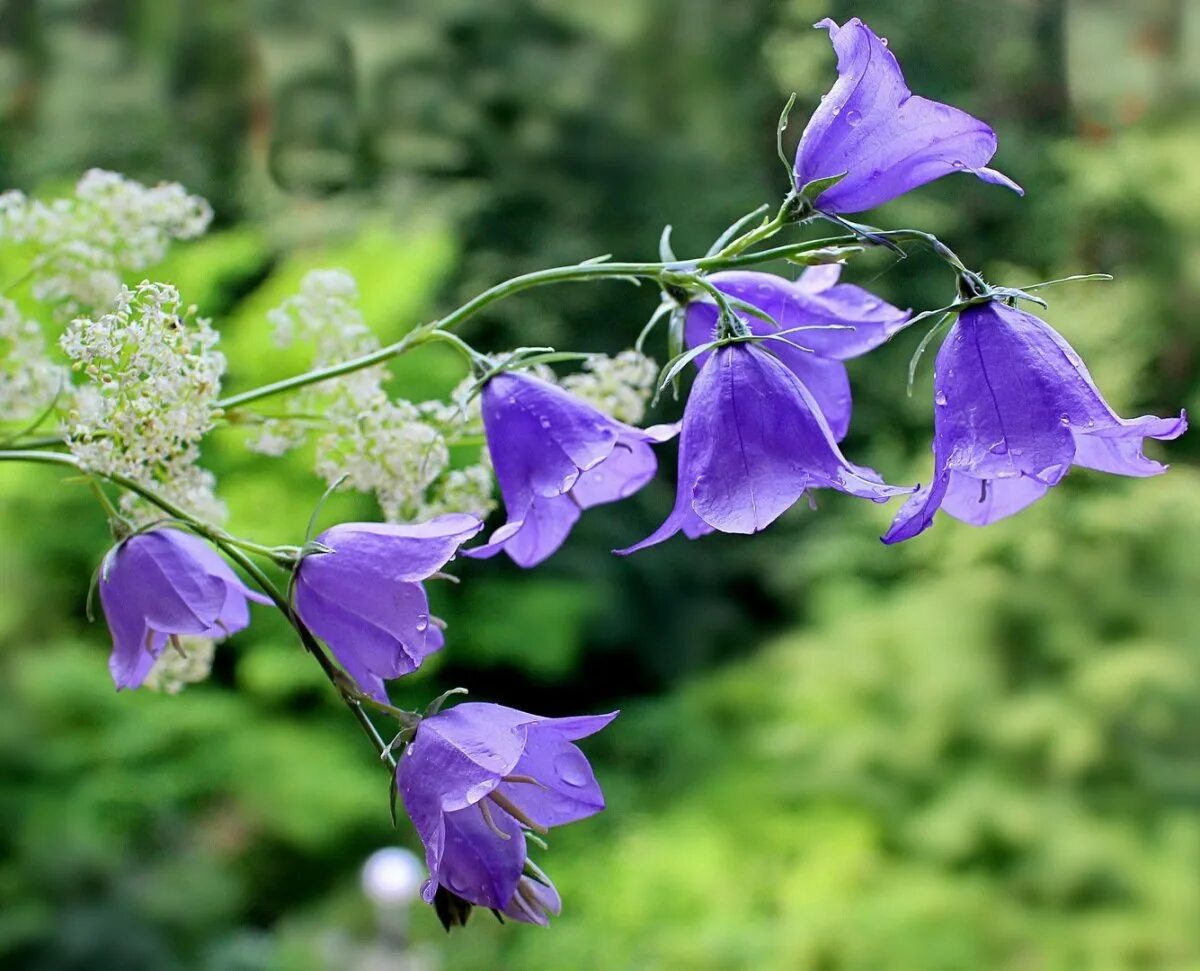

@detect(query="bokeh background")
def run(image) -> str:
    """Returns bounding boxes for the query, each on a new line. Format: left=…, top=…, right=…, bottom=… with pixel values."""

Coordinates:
left=1, top=0, right=1199, bottom=968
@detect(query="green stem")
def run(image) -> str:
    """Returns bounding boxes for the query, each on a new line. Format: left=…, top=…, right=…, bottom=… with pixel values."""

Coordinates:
left=213, top=234, right=861, bottom=412
left=0, top=448, right=402, bottom=767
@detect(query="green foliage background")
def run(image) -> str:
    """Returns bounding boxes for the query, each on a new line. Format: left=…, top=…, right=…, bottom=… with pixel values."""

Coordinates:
left=0, top=1, right=1197, bottom=968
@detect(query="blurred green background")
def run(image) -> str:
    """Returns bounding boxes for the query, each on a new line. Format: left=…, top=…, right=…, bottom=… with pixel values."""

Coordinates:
left=1, top=0, right=1199, bottom=968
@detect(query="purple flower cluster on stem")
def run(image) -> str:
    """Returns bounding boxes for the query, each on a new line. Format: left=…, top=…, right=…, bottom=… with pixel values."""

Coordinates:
left=67, top=11, right=1191, bottom=939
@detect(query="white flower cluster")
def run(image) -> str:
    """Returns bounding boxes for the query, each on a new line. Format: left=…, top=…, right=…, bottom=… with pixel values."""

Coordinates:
left=0, top=297, right=68, bottom=423
left=0, top=169, right=212, bottom=318
left=143, top=636, right=216, bottom=694
left=253, top=270, right=495, bottom=522
left=60, top=282, right=226, bottom=523
left=561, top=349, right=658, bottom=424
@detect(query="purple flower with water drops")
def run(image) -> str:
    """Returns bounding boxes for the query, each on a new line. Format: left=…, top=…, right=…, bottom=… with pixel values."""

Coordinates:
left=293, top=514, right=482, bottom=701
left=618, top=342, right=912, bottom=553
left=99, top=528, right=270, bottom=690
left=884, top=300, right=1187, bottom=543
left=465, top=371, right=676, bottom=568
left=684, top=266, right=910, bottom=440
left=397, top=702, right=616, bottom=919
left=793, top=18, right=1023, bottom=214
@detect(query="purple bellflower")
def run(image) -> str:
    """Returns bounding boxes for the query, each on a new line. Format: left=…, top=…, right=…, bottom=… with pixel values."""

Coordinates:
left=685, top=265, right=910, bottom=440
left=884, top=300, right=1187, bottom=543
left=465, top=371, right=676, bottom=568
left=397, top=702, right=616, bottom=922
left=99, top=528, right=270, bottom=690
left=619, top=342, right=912, bottom=553
left=294, top=514, right=482, bottom=701
left=793, top=18, right=1022, bottom=214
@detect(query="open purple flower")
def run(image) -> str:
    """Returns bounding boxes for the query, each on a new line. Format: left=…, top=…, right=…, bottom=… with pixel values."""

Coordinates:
left=793, top=17, right=1022, bottom=214
left=465, top=371, right=676, bottom=568
left=294, top=514, right=482, bottom=700
left=685, top=266, right=910, bottom=439
left=884, top=300, right=1187, bottom=543
left=99, top=528, right=270, bottom=690
left=619, top=343, right=912, bottom=553
left=397, top=702, right=616, bottom=919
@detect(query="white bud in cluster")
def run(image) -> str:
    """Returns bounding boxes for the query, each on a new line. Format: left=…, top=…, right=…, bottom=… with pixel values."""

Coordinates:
left=560, top=349, right=658, bottom=424
left=60, top=282, right=226, bottom=522
left=0, top=298, right=68, bottom=422
left=143, top=636, right=216, bottom=694
left=1, top=170, right=211, bottom=318
left=254, top=269, right=498, bottom=524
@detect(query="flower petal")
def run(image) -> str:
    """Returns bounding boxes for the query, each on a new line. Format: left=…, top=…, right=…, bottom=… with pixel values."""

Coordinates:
left=308, top=514, right=482, bottom=586
left=497, top=727, right=605, bottom=828
left=294, top=577, right=433, bottom=696
left=400, top=704, right=532, bottom=814
left=436, top=802, right=527, bottom=909
left=688, top=346, right=908, bottom=534
left=465, top=492, right=582, bottom=568
left=940, top=472, right=1051, bottom=525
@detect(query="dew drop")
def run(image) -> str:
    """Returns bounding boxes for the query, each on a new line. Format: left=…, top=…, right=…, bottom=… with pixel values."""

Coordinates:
left=989, top=441, right=1008, bottom=455
left=447, top=870, right=470, bottom=894
left=553, top=750, right=591, bottom=788
left=1059, top=414, right=1071, bottom=426
left=934, top=391, right=948, bottom=406
left=831, top=105, right=841, bottom=116
left=538, top=417, right=552, bottom=430
left=507, top=396, right=517, bottom=405
left=415, top=614, right=429, bottom=633
left=951, top=160, right=966, bottom=169
left=845, top=109, right=863, bottom=127
left=1085, top=419, right=1095, bottom=428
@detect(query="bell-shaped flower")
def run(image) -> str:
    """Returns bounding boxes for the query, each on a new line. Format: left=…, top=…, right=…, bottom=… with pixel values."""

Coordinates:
left=99, top=528, right=270, bottom=690
left=793, top=17, right=1022, bottom=214
left=397, top=702, right=616, bottom=918
left=294, top=514, right=482, bottom=700
left=685, top=265, right=909, bottom=440
left=619, top=343, right=912, bottom=553
left=884, top=300, right=1187, bottom=543
left=465, top=371, right=676, bottom=568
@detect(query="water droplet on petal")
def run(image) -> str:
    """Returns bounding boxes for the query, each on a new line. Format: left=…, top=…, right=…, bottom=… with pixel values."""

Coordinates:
left=415, top=614, right=429, bottom=633
left=553, top=750, right=591, bottom=788
left=845, top=109, right=863, bottom=127
left=831, top=105, right=841, bottom=116
left=952, top=160, right=966, bottom=169
left=539, top=417, right=551, bottom=430
left=1059, top=414, right=1071, bottom=426
left=934, top=391, right=948, bottom=406
left=989, top=442, right=1008, bottom=455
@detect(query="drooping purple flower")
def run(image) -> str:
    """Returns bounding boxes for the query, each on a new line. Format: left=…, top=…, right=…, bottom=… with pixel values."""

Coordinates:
left=793, top=18, right=1023, bottom=214
left=465, top=371, right=676, bottom=568
left=397, top=702, right=616, bottom=918
left=294, top=514, right=482, bottom=701
left=618, top=343, right=912, bottom=553
left=884, top=300, right=1187, bottom=543
left=99, top=528, right=270, bottom=690
left=685, top=266, right=910, bottom=440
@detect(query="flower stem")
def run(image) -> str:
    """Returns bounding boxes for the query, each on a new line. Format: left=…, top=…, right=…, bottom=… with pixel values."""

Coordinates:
left=213, top=234, right=862, bottom=412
